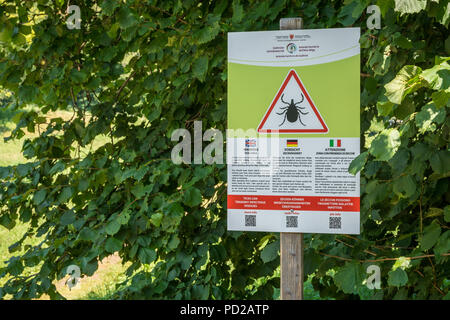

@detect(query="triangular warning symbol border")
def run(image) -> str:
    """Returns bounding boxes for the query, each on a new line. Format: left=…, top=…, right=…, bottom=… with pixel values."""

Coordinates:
left=257, top=69, right=328, bottom=134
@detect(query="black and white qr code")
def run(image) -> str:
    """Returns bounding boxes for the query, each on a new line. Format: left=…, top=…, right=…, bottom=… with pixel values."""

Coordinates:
left=245, top=215, right=256, bottom=227
left=329, top=217, right=342, bottom=229
left=286, top=216, right=298, bottom=228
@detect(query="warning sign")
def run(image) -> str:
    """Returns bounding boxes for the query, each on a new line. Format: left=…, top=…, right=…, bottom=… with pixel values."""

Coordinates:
left=227, top=28, right=361, bottom=234
left=257, top=69, right=328, bottom=134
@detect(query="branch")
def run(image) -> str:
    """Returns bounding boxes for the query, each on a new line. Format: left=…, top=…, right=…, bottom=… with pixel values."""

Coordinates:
left=149, top=5, right=188, bottom=24
left=415, top=268, right=445, bottom=296
left=116, top=71, right=137, bottom=101
left=336, top=238, right=377, bottom=257
left=318, top=252, right=450, bottom=263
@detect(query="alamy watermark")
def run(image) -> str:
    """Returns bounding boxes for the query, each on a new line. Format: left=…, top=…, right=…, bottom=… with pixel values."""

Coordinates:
left=66, top=5, right=81, bottom=30
left=170, top=121, right=284, bottom=166
left=365, top=264, right=381, bottom=289
left=65, top=264, right=81, bottom=289
left=366, top=5, right=381, bottom=30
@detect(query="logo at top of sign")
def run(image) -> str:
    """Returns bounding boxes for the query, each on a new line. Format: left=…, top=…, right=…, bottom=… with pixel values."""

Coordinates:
left=286, top=43, right=297, bottom=54
left=257, top=69, right=328, bottom=134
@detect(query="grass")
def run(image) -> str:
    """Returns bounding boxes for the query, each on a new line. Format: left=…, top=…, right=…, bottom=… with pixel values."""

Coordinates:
left=0, top=121, right=29, bottom=166
left=44, top=254, right=130, bottom=300
left=0, top=110, right=128, bottom=300
left=0, top=222, right=38, bottom=270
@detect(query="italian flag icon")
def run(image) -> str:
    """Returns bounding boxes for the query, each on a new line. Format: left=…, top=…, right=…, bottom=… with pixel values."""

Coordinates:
left=329, top=139, right=341, bottom=147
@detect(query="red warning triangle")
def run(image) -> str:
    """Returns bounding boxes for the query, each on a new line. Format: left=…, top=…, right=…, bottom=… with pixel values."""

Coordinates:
left=257, top=69, right=328, bottom=134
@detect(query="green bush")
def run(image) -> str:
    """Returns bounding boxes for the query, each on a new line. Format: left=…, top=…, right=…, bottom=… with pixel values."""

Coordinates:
left=0, top=0, right=448, bottom=300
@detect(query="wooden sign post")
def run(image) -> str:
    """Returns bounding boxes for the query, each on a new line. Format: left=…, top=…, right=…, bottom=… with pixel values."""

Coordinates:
left=280, top=17, right=304, bottom=301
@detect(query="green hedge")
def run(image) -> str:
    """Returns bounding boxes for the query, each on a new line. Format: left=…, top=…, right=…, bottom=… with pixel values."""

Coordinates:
left=0, top=0, right=448, bottom=300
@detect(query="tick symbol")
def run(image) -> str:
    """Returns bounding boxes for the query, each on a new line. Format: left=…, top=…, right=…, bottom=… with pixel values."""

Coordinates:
left=277, top=93, right=308, bottom=127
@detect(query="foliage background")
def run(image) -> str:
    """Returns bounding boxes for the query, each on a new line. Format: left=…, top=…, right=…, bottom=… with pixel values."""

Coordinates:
left=0, top=0, right=449, bottom=299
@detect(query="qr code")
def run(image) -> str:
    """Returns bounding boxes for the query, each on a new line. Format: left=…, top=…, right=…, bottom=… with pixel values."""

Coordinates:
left=286, top=216, right=298, bottom=228
left=245, top=215, right=256, bottom=227
left=329, top=216, right=342, bottom=229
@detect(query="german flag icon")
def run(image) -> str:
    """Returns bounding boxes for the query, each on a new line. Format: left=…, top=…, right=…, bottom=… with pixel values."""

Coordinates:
left=286, top=139, right=298, bottom=147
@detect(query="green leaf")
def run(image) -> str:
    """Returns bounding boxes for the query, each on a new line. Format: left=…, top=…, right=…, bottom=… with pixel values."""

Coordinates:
left=421, top=62, right=450, bottom=90
left=0, top=23, right=13, bottom=42
left=122, top=25, right=138, bottom=42
left=377, top=98, right=395, bottom=116
left=49, top=161, right=65, bottom=175
left=384, top=65, right=422, bottom=104
left=429, top=151, right=450, bottom=175
left=445, top=206, right=450, bottom=223
left=338, top=1, right=365, bottom=26
left=77, top=179, right=89, bottom=192
left=334, top=262, right=362, bottom=294
left=78, top=228, right=97, bottom=242
left=106, top=23, right=120, bottom=40
left=369, top=45, right=392, bottom=76
left=18, top=85, right=38, bottom=103
left=16, top=163, right=32, bottom=177
left=101, top=0, right=119, bottom=16
left=389, top=148, right=410, bottom=173
left=431, top=90, right=450, bottom=108
left=177, top=252, right=193, bottom=270
left=257, top=234, right=274, bottom=249
left=58, top=187, right=73, bottom=203
left=434, top=231, right=450, bottom=255
left=393, top=175, right=416, bottom=198
left=105, top=237, right=123, bottom=253
left=436, top=1, right=450, bottom=26
left=150, top=212, right=163, bottom=227
left=425, top=207, right=444, bottom=219
left=232, top=0, right=244, bottom=24
left=70, top=69, right=88, bottom=84
left=388, top=268, right=408, bottom=287
left=183, top=187, right=202, bottom=207
left=105, top=219, right=121, bottom=235
left=118, top=7, right=138, bottom=29
left=421, top=220, right=441, bottom=250
left=33, top=189, right=47, bottom=205
left=393, top=34, right=413, bottom=49
left=192, top=22, right=220, bottom=44
left=369, top=129, right=401, bottom=161
left=395, top=96, right=416, bottom=119
left=8, top=259, right=24, bottom=277
left=394, top=0, right=427, bottom=14
left=138, top=247, right=156, bottom=264
left=98, top=47, right=117, bottom=62
left=192, top=56, right=209, bottom=82
left=415, top=102, right=446, bottom=133
left=60, top=211, right=76, bottom=226
left=0, top=214, right=15, bottom=230
left=131, top=183, right=145, bottom=198
left=117, top=208, right=130, bottom=225
left=168, top=235, right=180, bottom=250
left=348, top=151, right=369, bottom=175
left=192, top=284, right=210, bottom=299
left=260, top=240, right=279, bottom=263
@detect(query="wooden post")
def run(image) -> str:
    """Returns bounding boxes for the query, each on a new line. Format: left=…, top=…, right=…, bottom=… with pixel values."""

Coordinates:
left=280, top=17, right=304, bottom=300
